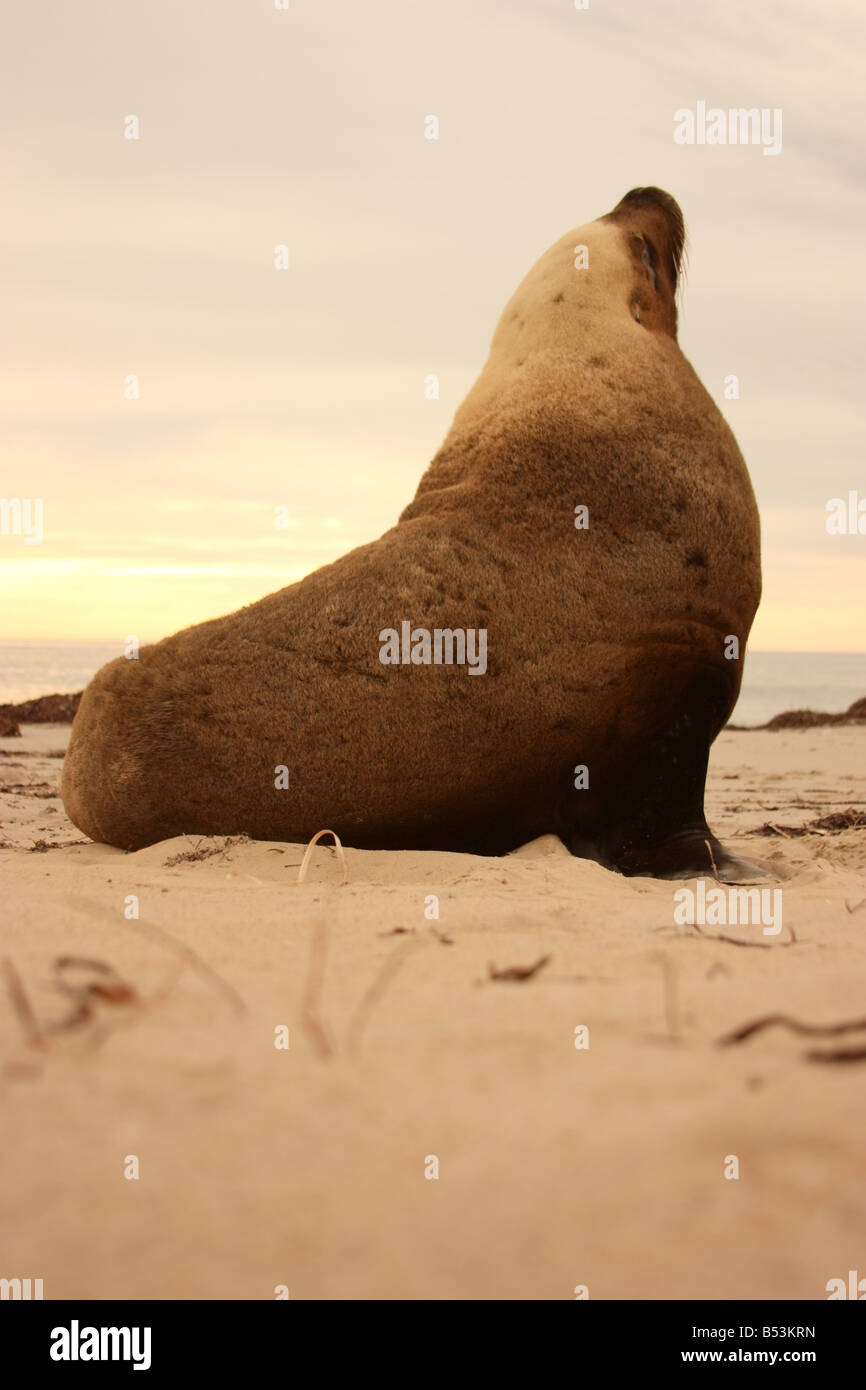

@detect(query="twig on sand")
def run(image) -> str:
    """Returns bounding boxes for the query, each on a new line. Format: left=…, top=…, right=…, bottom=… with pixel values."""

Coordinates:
left=74, top=965, right=187, bottom=1053
left=1, top=956, right=44, bottom=1049
left=45, top=956, right=138, bottom=1034
left=293, top=829, right=347, bottom=886
left=301, top=917, right=335, bottom=1059
left=344, top=937, right=421, bottom=1052
left=806, top=1044, right=866, bottom=1064
left=488, top=954, right=551, bottom=982
left=660, top=955, right=679, bottom=1039
left=127, top=917, right=246, bottom=1016
left=704, top=838, right=720, bottom=881
left=691, top=922, right=797, bottom=949
left=718, top=1012, right=866, bottom=1047
left=54, top=955, right=137, bottom=1002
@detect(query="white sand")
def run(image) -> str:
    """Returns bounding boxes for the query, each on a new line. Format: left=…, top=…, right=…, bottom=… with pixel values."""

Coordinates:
left=1, top=723, right=864, bottom=1299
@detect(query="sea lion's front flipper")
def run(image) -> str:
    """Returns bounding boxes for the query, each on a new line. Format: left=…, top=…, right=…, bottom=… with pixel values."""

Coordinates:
left=607, top=827, right=769, bottom=882
left=563, top=668, right=770, bottom=882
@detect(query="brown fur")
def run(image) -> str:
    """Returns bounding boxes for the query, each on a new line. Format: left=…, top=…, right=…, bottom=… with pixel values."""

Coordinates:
left=62, top=188, right=761, bottom=870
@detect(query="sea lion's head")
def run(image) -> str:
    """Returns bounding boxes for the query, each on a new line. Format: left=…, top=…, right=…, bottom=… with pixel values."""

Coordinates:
left=600, top=186, right=685, bottom=338
left=484, top=186, right=687, bottom=376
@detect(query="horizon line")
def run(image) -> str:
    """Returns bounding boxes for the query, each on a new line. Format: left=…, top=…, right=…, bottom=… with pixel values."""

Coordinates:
left=2, top=639, right=866, bottom=657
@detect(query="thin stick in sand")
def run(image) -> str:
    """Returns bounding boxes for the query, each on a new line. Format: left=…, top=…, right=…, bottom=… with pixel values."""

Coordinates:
left=294, top=832, right=349, bottom=1057
left=691, top=921, right=797, bottom=949
left=660, top=954, right=680, bottom=1040
left=344, top=937, right=422, bottom=1052
left=806, top=1044, right=866, bottom=1064
left=1, top=956, right=44, bottom=1050
left=718, top=1012, right=866, bottom=1047
left=127, top=917, right=246, bottom=1016
left=301, top=917, right=335, bottom=1059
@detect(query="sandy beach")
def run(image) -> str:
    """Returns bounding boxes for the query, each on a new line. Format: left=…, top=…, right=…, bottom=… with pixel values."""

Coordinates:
left=1, top=719, right=864, bottom=1300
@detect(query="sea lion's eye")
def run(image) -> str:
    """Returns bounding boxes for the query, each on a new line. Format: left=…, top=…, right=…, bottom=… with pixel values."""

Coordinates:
left=641, top=240, right=658, bottom=291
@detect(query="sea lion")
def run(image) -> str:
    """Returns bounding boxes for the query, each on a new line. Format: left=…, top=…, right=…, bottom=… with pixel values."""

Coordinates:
left=62, top=186, right=762, bottom=879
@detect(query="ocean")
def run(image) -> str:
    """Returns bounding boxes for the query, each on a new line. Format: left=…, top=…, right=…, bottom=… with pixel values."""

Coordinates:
left=0, top=642, right=864, bottom=729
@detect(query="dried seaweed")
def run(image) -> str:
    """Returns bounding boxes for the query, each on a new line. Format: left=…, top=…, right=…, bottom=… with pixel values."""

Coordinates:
left=719, top=1012, right=866, bottom=1047
left=488, top=954, right=551, bottom=982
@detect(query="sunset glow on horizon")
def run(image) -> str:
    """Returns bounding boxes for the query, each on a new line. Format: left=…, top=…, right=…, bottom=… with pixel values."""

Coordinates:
left=2, top=1, right=863, bottom=652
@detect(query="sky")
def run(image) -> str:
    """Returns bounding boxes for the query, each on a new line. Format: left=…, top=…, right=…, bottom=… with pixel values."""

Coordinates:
left=1, top=0, right=864, bottom=649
